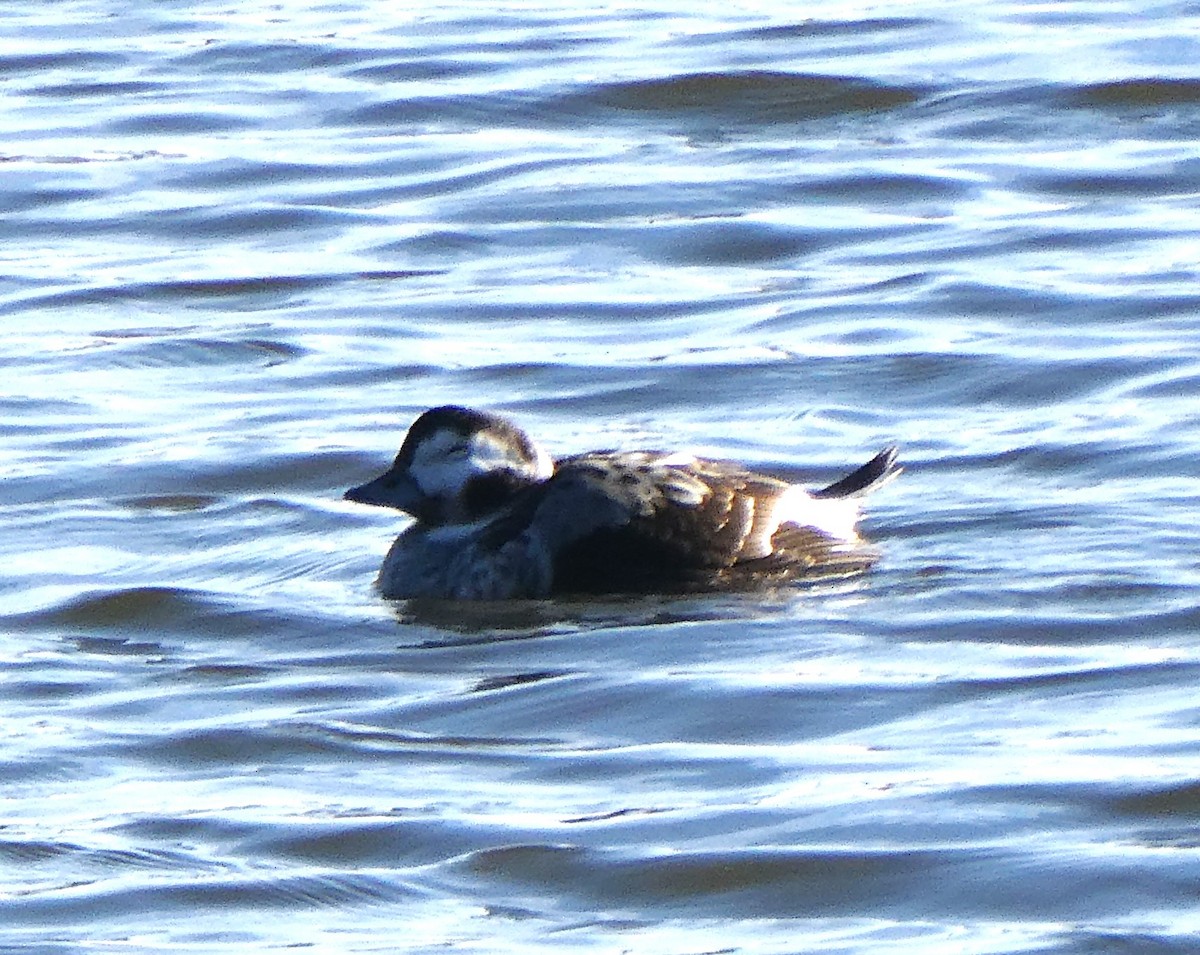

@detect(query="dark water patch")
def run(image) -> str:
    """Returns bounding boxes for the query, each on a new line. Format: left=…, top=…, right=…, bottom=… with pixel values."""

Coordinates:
left=162, top=158, right=346, bottom=190
left=339, top=93, right=530, bottom=129
left=927, top=280, right=1137, bottom=323
left=0, top=395, right=87, bottom=422
left=917, top=782, right=1130, bottom=838
left=798, top=171, right=977, bottom=204
left=177, top=662, right=277, bottom=681
left=964, top=356, right=1169, bottom=408
left=1118, top=292, right=1200, bottom=322
left=4, top=677, right=95, bottom=703
left=947, top=660, right=1198, bottom=705
left=1017, top=158, right=1200, bottom=199
left=0, top=838, right=80, bottom=864
left=73, top=635, right=168, bottom=658
left=454, top=842, right=1196, bottom=921
left=661, top=349, right=1160, bottom=414
left=0, top=871, right=417, bottom=926
left=129, top=725, right=357, bottom=769
left=384, top=229, right=494, bottom=259
left=343, top=72, right=925, bottom=132
left=0, top=838, right=219, bottom=880
left=1107, top=781, right=1200, bottom=821
left=7, top=586, right=337, bottom=644
left=347, top=56, right=508, bottom=84
left=15, top=587, right=234, bottom=633
left=615, top=847, right=953, bottom=915
left=88, top=334, right=306, bottom=370
left=1119, top=363, right=1200, bottom=399
left=0, top=204, right=365, bottom=242
left=1, top=270, right=446, bottom=317
left=0, top=51, right=127, bottom=75
left=27, top=81, right=163, bottom=99
left=116, top=494, right=224, bottom=513
left=1051, top=931, right=1200, bottom=955
left=1069, top=78, right=1200, bottom=109
left=8, top=448, right=372, bottom=508
left=3, top=273, right=355, bottom=313
left=0, top=187, right=100, bottom=214
left=358, top=268, right=447, bottom=282
left=103, top=110, right=259, bottom=135
left=991, top=226, right=1175, bottom=254
left=637, top=219, right=829, bottom=266
left=105, top=814, right=263, bottom=845
left=157, top=203, right=368, bottom=239
left=0, top=754, right=91, bottom=786
left=586, top=71, right=925, bottom=120
left=188, top=450, right=375, bottom=496
left=127, top=718, right=562, bottom=771
left=174, top=40, right=360, bottom=74
left=241, top=817, right=507, bottom=868
left=729, top=17, right=938, bottom=42
left=470, top=670, right=568, bottom=693
left=989, top=438, right=1179, bottom=479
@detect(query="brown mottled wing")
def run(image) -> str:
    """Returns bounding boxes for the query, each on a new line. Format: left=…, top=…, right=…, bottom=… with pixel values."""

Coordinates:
left=715, top=524, right=880, bottom=589
left=523, top=452, right=797, bottom=594
left=651, top=456, right=795, bottom=564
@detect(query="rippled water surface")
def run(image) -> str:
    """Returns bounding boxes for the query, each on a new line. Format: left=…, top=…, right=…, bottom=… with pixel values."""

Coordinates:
left=5, top=2, right=1200, bottom=952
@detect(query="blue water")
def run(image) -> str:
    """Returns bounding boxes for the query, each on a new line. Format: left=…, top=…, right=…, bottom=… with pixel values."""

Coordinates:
left=5, top=2, right=1200, bottom=952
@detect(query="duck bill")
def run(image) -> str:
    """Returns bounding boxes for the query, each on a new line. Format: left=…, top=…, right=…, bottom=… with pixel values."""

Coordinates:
left=344, top=468, right=422, bottom=514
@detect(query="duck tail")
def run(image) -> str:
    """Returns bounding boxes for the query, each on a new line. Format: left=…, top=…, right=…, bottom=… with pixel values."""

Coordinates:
left=812, top=447, right=901, bottom=500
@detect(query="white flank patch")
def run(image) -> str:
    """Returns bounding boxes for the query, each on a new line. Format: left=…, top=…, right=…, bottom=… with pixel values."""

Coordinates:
left=772, top=484, right=860, bottom=541
left=531, top=442, right=555, bottom=480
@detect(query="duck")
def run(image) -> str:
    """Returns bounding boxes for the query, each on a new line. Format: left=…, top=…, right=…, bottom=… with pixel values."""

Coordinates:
left=344, top=405, right=900, bottom=600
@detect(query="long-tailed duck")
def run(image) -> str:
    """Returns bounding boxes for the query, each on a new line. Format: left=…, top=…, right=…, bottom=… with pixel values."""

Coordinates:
left=344, top=405, right=900, bottom=600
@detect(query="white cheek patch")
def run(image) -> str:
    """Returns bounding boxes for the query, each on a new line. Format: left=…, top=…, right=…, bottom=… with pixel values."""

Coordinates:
left=409, top=428, right=555, bottom=497
left=410, top=430, right=472, bottom=496
left=772, top=484, right=861, bottom=542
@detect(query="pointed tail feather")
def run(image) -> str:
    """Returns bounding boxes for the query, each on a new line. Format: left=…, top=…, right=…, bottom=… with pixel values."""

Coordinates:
left=812, top=447, right=901, bottom=500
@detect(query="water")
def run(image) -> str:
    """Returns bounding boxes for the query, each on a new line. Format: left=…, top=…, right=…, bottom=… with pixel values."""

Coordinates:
left=4, top=1, right=1200, bottom=951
